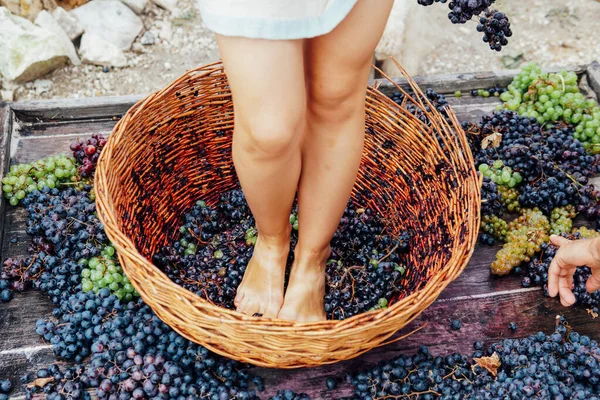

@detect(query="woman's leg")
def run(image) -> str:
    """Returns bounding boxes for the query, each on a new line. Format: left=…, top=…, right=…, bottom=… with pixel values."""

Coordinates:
left=216, top=35, right=306, bottom=318
left=278, top=0, right=394, bottom=321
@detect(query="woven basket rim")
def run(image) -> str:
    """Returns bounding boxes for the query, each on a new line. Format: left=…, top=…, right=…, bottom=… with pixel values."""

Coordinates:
left=94, top=60, right=481, bottom=337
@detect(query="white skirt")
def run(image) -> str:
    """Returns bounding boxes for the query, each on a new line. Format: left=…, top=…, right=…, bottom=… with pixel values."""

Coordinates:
left=196, top=0, right=359, bottom=40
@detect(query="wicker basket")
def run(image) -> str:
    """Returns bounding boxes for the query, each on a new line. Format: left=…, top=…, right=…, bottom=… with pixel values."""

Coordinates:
left=95, top=60, right=481, bottom=369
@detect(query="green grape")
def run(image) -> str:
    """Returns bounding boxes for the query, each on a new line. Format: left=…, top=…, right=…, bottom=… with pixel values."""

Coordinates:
left=79, top=244, right=138, bottom=300
left=2, top=155, right=80, bottom=205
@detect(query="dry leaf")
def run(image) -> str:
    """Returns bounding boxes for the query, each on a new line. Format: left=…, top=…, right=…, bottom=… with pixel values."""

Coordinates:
left=587, top=308, right=599, bottom=319
left=481, top=132, right=502, bottom=150
left=473, top=352, right=501, bottom=377
left=27, top=377, right=55, bottom=388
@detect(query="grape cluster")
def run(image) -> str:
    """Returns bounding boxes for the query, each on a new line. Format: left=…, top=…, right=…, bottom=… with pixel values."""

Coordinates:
left=497, top=185, right=520, bottom=212
left=351, top=317, right=600, bottom=399
left=2, top=155, right=78, bottom=206
left=480, top=177, right=502, bottom=216
left=501, top=63, right=600, bottom=152
left=549, top=205, right=577, bottom=235
left=35, top=289, right=129, bottom=362
left=417, top=0, right=512, bottom=50
left=81, top=245, right=138, bottom=301
left=478, top=161, right=523, bottom=189
left=491, top=208, right=549, bottom=276
left=480, top=214, right=507, bottom=244
left=24, top=365, right=90, bottom=400
left=477, top=10, right=511, bottom=51
left=70, top=134, right=107, bottom=178
left=522, top=229, right=600, bottom=312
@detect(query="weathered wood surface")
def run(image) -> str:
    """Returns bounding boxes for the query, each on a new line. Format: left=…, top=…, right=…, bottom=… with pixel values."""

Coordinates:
left=10, top=95, right=142, bottom=122
left=1, top=63, right=600, bottom=399
left=375, top=64, right=589, bottom=96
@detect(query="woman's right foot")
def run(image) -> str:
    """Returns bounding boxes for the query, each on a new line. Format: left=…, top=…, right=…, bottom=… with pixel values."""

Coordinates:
left=234, top=229, right=290, bottom=318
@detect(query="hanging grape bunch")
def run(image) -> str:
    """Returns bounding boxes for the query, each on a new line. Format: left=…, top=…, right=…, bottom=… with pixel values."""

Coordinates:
left=417, top=0, right=511, bottom=51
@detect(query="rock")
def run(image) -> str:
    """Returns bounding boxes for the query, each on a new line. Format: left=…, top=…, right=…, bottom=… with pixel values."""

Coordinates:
left=119, top=0, right=147, bottom=15
left=32, top=78, right=53, bottom=94
left=0, top=89, right=14, bottom=101
left=71, top=1, right=143, bottom=50
left=140, top=31, right=154, bottom=45
left=35, top=10, right=80, bottom=65
left=0, top=7, right=70, bottom=82
left=152, top=0, right=175, bottom=12
left=79, top=33, right=128, bottom=67
left=51, top=6, right=82, bottom=40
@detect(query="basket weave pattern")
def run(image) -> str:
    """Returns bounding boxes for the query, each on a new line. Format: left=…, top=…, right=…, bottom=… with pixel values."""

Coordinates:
left=95, top=61, right=481, bottom=368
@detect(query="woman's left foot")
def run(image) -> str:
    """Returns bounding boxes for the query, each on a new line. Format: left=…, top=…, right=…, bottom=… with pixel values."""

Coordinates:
left=277, top=247, right=329, bottom=322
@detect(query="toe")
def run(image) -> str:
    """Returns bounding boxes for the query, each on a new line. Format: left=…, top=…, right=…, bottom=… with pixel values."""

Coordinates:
left=262, top=301, right=281, bottom=319
left=234, top=291, right=245, bottom=308
left=236, top=297, right=250, bottom=314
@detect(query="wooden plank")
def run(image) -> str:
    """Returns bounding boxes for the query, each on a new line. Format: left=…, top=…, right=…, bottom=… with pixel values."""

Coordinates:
left=15, top=119, right=117, bottom=138
left=0, top=291, right=53, bottom=352
left=10, top=95, right=143, bottom=122
left=11, top=135, right=93, bottom=165
left=587, top=60, right=600, bottom=99
left=374, top=64, right=589, bottom=95
left=0, top=103, right=13, bottom=263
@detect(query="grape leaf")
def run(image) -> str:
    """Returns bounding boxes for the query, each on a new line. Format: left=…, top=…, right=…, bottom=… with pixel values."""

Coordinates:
left=481, top=132, right=502, bottom=150
left=27, top=377, right=54, bottom=388
left=473, top=352, right=501, bottom=377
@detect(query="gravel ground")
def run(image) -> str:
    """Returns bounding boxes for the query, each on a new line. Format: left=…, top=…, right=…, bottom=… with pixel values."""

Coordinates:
left=5, top=0, right=600, bottom=101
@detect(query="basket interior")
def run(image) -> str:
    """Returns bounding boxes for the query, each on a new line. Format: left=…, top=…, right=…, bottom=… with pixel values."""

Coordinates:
left=106, top=66, right=475, bottom=302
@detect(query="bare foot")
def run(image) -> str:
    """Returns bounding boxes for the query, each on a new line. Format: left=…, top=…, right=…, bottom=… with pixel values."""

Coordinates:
left=277, top=247, right=329, bottom=322
left=234, top=230, right=290, bottom=318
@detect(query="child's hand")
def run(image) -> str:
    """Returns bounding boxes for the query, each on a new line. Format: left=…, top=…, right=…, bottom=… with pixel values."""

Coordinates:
left=548, top=235, right=600, bottom=307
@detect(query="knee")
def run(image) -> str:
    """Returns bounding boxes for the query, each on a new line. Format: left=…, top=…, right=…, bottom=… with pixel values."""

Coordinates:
left=238, top=111, right=304, bottom=158
left=307, top=78, right=366, bottom=123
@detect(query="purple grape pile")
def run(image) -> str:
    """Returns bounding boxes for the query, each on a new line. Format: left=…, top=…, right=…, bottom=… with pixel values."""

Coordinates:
left=417, top=0, right=512, bottom=50
left=351, top=317, right=600, bottom=399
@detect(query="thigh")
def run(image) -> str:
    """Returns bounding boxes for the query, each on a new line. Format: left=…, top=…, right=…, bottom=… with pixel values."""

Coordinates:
left=305, top=0, right=393, bottom=102
left=216, top=35, right=306, bottom=126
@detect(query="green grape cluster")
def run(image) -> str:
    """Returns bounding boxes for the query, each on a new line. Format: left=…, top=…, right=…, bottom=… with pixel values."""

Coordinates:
left=491, top=208, right=549, bottom=276
left=481, top=215, right=508, bottom=242
left=478, top=160, right=523, bottom=188
left=80, top=245, right=138, bottom=301
left=550, top=205, right=577, bottom=235
left=2, top=155, right=78, bottom=206
left=500, top=62, right=600, bottom=151
left=497, top=185, right=520, bottom=212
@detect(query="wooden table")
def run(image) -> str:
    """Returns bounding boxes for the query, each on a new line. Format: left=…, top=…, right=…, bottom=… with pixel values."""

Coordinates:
left=1, top=62, right=600, bottom=399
